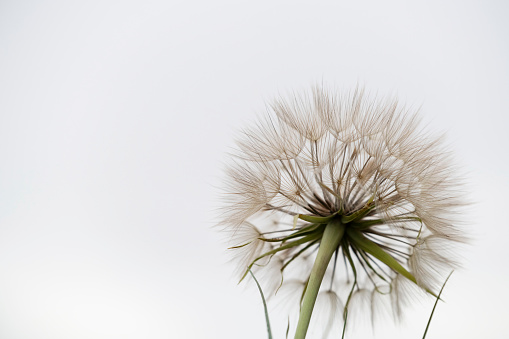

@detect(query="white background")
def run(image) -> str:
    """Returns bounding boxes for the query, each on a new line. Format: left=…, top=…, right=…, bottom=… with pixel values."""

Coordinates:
left=0, top=0, right=508, bottom=338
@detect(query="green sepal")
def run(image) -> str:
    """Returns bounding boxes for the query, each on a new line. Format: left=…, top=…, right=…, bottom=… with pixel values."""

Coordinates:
left=357, top=249, right=390, bottom=285
left=282, top=223, right=324, bottom=242
left=341, top=203, right=375, bottom=223
left=240, top=232, right=322, bottom=283
left=276, top=239, right=319, bottom=294
left=228, top=241, right=252, bottom=249
left=350, top=219, right=385, bottom=229
left=298, top=213, right=337, bottom=224
left=346, top=228, right=438, bottom=296
left=258, top=223, right=323, bottom=243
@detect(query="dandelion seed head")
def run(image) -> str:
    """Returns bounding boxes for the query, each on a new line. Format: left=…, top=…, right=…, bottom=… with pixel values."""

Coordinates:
left=219, top=86, right=466, bottom=334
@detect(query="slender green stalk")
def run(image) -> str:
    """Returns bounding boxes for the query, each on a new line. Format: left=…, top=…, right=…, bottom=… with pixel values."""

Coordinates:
left=295, top=220, right=345, bottom=339
left=422, top=271, right=453, bottom=339
left=249, top=270, right=273, bottom=339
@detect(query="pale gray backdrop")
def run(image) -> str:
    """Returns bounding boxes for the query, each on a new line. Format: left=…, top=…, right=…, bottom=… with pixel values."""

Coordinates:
left=0, top=0, right=508, bottom=338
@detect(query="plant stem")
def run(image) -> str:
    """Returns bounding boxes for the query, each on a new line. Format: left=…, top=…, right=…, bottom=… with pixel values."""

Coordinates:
left=295, top=219, right=345, bottom=339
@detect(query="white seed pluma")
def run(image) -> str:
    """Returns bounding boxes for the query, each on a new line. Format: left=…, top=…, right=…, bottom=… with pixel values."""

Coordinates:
left=220, top=86, right=465, bottom=338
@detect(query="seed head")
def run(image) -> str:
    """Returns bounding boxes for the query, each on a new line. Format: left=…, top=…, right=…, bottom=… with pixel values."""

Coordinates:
left=220, top=86, right=466, bottom=336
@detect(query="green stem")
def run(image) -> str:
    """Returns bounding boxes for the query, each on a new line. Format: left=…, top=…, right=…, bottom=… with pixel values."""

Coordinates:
left=295, top=219, right=345, bottom=339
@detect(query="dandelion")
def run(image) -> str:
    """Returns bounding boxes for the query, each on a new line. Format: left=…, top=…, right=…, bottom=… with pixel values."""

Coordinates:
left=220, top=86, right=465, bottom=338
